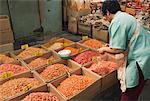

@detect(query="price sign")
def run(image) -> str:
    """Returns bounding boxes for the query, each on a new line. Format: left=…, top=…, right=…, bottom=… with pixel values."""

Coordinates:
left=82, top=36, right=88, bottom=40
left=1, top=71, right=13, bottom=79
left=21, top=44, right=29, bottom=50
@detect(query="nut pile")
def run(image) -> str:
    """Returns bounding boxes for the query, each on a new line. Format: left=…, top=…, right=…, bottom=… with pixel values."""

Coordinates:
left=27, top=58, right=48, bottom=69
left=88, top=60, right=117, bottom=75
left=0, top=54, right=15, bottom=64
left=22, top=92, right=59, bottom=101
left=17, top=47, right=46, bottom=59
left=83, top=39, right=102, bottom=49
left=48, top=43, right=64, bottom=50
left=40, top=64, right=70, bottom=81
left=73, top=51, right=97, bottom=65
left=57, top=75, right=93, bottom=98
left=0, top=78, right=40, bottom=100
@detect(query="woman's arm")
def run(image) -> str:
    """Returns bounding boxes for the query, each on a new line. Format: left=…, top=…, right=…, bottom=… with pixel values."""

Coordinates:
left=97, top=47, right=124, bottom=54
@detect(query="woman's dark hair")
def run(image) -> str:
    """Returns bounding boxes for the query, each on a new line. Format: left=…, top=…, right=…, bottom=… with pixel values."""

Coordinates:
left=102, top=0, right=121, bottom=15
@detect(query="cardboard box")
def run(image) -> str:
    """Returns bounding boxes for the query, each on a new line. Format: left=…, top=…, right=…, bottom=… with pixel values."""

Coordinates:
left=0, top=71, right=45, bottom=101
left=49, top=68, right=101, bottom=101
left=22, top=51, right=61, bottom=70
left=41, top=38, right=74, bottom=51
left=0, top=15, right=12, bottom=32
left=68, top=17, right=78, bottom=34
left=0, top=30, right=14, bottom=45
left=9, top=84, right=66, bottom=101
left=0, top=43, right=14, bottom=53
left=92, top=25, right=109, bottom=43
left=78, top=22, right=92, bottom=36
left=11, top=45, right=48, bottom=61
left=34, top=59, right=81, bottom=83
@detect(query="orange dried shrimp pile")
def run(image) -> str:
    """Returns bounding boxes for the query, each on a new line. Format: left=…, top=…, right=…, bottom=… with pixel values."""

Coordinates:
left=57, top=75, right=93, bottom=98
left=0, top=78, right=40, bottom=100
left=63, top=47, right=79, bottom=55
left=88, top=60, right=117, bottom=75
left=0, top=54, right=15, bottom=64
left=83, top=39, right=102, bottom=49
left=17, top=47, right=45, bottom=59
left=40, top=64, right=70, bottom=81
left=22, top=92, right=59, bottom=101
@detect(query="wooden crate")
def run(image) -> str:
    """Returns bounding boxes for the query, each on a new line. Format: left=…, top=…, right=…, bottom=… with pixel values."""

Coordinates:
left=34, top=59, right=81, bottom=83
left=83, top=53, right=124, bottom=92
left=78, top=22, right=92, bottom=36
left=0, top=43, right=14, bottom=53
left=10, top=45, right=48, bottom=61
left=22, top=51, right=61, bottom=70
left=0, top=15, right=12, bottom=32
left=41, top=38, right=74, bottom=51
left=92, top=25, right=109, bottom=43
left=0, top=71, right=45, bottom=101
left=55, top=43, right=89, bottom=57
left=10, top=84, right=66, bottom=101
left=0, top=30, right=14, bottom=45
left=49, top=68, right=101, bottom=101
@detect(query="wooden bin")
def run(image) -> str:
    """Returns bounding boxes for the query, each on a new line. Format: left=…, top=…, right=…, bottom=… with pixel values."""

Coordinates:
left=41, top=38, right=74, bottom=51
left=92, top=25, right=109, bottom=43
left=83, top=53, right=122, bottom=92
left=34, top=59, right=81, bottom=83
left=49, top=68, right=101, bottom=101
left=9, top=84, right=66, bottom=101
left=0, top=43, right=14, bottom=53
left=0, top=60, right=30, bottom=82
left=10, top=45, right=47, bottom=61
left=22, top=51, right=61, bottom=70
left=78, top=21, right=92, bottom=36
left=0, top=71, right=45, bottom=101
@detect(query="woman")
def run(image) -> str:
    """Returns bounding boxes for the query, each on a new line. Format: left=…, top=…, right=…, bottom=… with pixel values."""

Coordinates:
left=98, top=0, right=150, bottom=100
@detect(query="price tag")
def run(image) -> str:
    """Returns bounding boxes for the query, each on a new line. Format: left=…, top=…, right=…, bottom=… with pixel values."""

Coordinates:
left=34, top=52, right=43, bottom=57
left=21, top=44, right=29, bottom=50
left=78, top=48, right=83, bottom=54
left=1, top=71, right=13, bottom=79
left=92, top=56, right=97, bottom=63
left=63, top=42, right=68, bottom=47
left=82, top=36, right=88, bottom=40
left=47, top=59, right=53, bottom=65
left=23, top=84, right=33, bottom=92
left=66, top=72, right=71, bottom=78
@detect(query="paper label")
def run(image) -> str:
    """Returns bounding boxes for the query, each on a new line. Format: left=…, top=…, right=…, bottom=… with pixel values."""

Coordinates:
left=21, top=44, right=29, bottom=49
left=82, top=36, right=88, bottom=40
left=34, top=52, right=43, bottom=57
left=1, top=71, right=13, bottom=79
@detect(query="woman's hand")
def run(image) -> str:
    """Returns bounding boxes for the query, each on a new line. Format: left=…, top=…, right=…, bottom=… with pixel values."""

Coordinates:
left=97, top=47, right=106, bottom=54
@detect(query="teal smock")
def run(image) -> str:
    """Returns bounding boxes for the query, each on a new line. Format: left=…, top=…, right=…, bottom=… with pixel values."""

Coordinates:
left=108, top=11, right=150, bottom=88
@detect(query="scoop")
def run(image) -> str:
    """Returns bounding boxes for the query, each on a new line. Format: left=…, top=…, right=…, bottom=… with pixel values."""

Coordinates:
left=58, top=50, right=71, bottom=58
